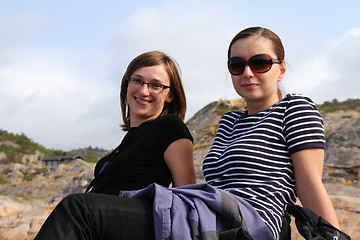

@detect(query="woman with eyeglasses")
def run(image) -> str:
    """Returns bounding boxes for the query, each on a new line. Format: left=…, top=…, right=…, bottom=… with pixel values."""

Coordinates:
left=202, top=26, right=340, bottom=238
left=34, top=51, right=196, bottom=239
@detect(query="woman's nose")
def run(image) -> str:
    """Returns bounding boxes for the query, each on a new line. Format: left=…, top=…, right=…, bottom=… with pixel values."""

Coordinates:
left=242, top=65, right=254, bottom=77
left=138, top=83, right=151, bottom=95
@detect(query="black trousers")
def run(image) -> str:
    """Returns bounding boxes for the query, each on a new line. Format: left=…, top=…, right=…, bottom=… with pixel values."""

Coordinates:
left=34, top=193, right=155, bottom=240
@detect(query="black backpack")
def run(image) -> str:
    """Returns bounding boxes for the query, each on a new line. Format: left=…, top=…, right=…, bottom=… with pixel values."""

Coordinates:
left=279, top=204, right=351, bottom=240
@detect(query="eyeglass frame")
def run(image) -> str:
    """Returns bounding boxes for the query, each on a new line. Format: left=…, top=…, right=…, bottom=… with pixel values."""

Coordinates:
left=127, top=77, right=171, bottom=92
left=227, top=53, right=282, bottom=75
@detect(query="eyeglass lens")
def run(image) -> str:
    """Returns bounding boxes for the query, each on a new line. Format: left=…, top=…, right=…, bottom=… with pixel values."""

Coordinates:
left=128, top=78, right=169, bottom=91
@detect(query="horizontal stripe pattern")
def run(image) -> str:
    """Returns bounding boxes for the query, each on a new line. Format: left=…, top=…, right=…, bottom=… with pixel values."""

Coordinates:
left=203, top=94, right=325, bottom=238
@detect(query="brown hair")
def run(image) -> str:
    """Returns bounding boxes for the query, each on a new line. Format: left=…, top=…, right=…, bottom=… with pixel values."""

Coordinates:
left=228, top=27, right=285, bottom=100
left=120, top=51, right=186, bottom=131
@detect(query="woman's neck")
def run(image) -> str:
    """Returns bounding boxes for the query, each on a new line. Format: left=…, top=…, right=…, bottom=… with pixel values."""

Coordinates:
left=246, top=97, right=279, bottom=115
left=129, top=116, right=157, bottom=128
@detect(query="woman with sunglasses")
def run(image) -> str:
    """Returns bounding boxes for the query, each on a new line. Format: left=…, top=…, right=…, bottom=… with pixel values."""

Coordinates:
left=203, top=26, right=340, bottom=238
left=34, top=51, right=196, bottom=239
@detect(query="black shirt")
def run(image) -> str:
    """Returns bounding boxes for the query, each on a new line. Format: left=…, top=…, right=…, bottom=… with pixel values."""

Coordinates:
left=90, top=114, right=193, bottom=195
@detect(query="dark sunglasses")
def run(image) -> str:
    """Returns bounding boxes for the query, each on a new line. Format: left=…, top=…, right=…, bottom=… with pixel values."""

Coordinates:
left=227, top=54, right=282, bottom=75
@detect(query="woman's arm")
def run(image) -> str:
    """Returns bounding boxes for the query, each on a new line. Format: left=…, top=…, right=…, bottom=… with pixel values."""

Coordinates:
left=164, top=138, right=196, bottom=187
left=291, top=148, right=340, bottom=228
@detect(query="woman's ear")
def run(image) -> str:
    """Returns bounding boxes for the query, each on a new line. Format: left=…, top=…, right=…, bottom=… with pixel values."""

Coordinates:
left=278, top=61, right=286, bottom=82
left=165, top=92, right=174, bottom=103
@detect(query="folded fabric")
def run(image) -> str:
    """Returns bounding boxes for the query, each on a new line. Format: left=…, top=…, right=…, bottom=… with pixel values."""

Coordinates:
left=120, top=183, right=274, bottom=240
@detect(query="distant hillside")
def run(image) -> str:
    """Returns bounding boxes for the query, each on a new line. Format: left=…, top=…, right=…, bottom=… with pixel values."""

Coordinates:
left=317, top=98, right=360, bottom=112
left=0, top=129, right=47, bottom=164
left=67, top=146, right=110, bottom=163
left=0, top=129, right=109, bottom=164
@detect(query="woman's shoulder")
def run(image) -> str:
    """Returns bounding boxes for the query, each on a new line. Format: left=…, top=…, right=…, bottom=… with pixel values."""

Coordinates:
left=281, top=93, right=322, bottom=121
left=282, top=93, right=318, bottom=109
left=222, top=110, right=247, bottom=118
left=154, top=114, right=191, bottom=133
left=283, top=93, right=316, bottom=104
left=155, top=114, right=193, bottom=142
left=218, top=110, right=247, bottom=127
left=156, top=114, right=185, bottom=126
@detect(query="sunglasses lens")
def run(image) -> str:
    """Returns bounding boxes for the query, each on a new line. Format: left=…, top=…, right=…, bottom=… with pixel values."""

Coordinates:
left=228, top=57, right=245, bottom=75
left=228, top=54, right=276, bottom=75
left=249, top=55, right=273, bottom=73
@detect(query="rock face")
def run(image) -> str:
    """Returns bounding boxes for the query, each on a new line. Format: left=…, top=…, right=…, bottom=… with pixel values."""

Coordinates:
left=0, top=99, right=359, bottom=239
left=0, top=159, right=95, bottom=240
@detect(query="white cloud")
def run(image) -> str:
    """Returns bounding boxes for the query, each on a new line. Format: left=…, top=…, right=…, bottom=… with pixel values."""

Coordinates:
left=307, top=28, right=360, bottom=103
left=0, top=90, right=122, bottom=150
left=0, top=48, right=123, bottom=150
left=1, top=2, right=359, bottom=150
left=0, top=50, right=80, bottom=97
left=274, top=27, right=360, bottom=105
left=283, top=55, right=330, bottom=95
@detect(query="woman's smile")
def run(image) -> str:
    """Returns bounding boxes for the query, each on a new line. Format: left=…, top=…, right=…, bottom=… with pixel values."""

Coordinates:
left=134, top=96, right=153, bottom=105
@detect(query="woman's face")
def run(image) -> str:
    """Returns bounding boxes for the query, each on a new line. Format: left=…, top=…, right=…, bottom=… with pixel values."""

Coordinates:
left=229, top=36, right=286, bottom=109
left=126, top=64, right=173, bottom=127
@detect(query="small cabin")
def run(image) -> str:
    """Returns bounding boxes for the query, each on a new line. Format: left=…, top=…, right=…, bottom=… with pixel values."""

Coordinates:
left=41, top=155, right=84, bottom=167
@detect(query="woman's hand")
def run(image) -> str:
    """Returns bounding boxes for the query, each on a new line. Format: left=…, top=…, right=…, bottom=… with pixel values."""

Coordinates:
left=292, top=148, right=340, bottom=229
left=164, top=138, right=196, bottom=187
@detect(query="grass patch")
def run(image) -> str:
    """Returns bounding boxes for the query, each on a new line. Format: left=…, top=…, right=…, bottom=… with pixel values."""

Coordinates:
left=37, top=167, right=48, bottom=174
left=0, top=173, right=6, bottom=183
left=23, top=173, right=34, bottom=181
left=215, top=99, right=246, bottom=116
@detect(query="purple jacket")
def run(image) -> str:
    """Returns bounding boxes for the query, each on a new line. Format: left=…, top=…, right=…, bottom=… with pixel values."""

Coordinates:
left=120, top=183, right=274, bottom=240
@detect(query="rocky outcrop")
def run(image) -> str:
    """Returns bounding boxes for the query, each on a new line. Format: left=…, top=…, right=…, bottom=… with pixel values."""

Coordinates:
left=323, top=110, right=360, bottom=167
left=0, top=203, right=53, bottom=240
left=0, top=99, right=359, bottom=240
left=0, top=159, right=94, bottom=240
left=0, top=159, right=94, bottom=205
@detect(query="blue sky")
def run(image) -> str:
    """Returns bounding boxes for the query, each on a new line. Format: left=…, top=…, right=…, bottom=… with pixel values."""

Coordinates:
left=1, top=1, right=359, bottom=150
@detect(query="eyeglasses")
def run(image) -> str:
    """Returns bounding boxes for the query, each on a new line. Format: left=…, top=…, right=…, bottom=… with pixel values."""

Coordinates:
left=128, top=77, right=170, bottom=92
left=227, top=54, right=282, bottom=75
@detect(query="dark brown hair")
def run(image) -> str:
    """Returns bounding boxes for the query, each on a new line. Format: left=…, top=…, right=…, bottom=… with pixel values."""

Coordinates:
left=228, top=27, right=285, bottom=100
left=120, top=51, right=186, bottom=131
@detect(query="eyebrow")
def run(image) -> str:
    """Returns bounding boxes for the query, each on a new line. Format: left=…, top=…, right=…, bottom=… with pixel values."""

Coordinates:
left=131, top=74, right=163, bottom=83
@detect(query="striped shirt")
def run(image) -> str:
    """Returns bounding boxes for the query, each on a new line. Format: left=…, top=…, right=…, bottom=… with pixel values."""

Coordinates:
left=202, top=94, right=326, bottom=238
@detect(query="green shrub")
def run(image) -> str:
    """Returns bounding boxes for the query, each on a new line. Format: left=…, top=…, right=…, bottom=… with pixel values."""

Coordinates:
left=84, top=149, right=99, bottom=163
left=23, top=173, right=34, bottom=181
left=0, top=174, right=6, bottom=183
left=317, top=98, right=360, bottom=112
left=0, top=129, right=48, bottom=152
left=0, top=145, right=19, bottom=163
left=37, top=167, right=48, bottom=174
